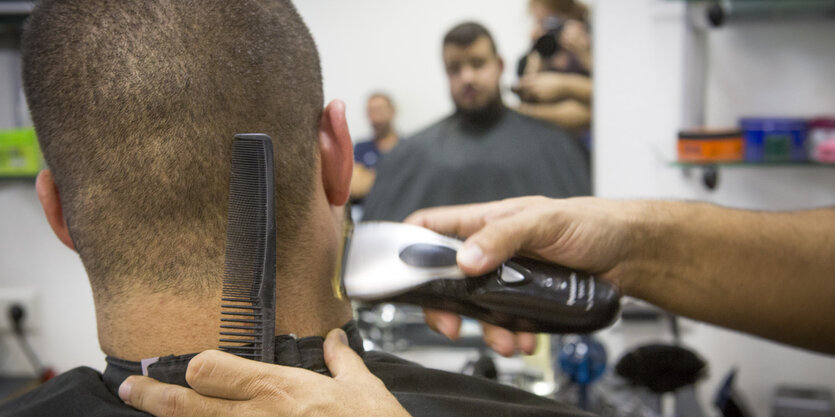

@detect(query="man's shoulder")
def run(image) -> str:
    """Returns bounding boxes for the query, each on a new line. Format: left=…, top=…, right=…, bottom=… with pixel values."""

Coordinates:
left=405, top=114, right=458, bottom=143
left=363, top=351, right=593, bottom=417
left=506, top=108, right=573, bottom=136
left=0, top=367, right=147, bottom=417
left=353, top=139, right=376, bottom=151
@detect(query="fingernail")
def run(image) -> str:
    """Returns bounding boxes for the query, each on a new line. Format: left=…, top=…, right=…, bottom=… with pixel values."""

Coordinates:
left=335, top=328, right=349, bottom=345
left=458, top=243, right=485, bottom=269
left=118, top=377, right=133, bottom=403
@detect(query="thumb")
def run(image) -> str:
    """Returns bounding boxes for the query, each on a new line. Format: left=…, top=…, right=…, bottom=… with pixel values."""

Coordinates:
left=457, top=213, right=536, bottom=276
left=323, top=328, right=369, bottom=380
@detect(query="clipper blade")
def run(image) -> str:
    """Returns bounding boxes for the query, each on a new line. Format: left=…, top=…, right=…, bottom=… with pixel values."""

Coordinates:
left=339, top=222, right=466, bottom=301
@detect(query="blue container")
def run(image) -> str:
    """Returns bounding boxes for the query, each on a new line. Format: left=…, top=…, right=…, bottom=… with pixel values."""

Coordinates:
left=740, top=118, right=808, bottom=162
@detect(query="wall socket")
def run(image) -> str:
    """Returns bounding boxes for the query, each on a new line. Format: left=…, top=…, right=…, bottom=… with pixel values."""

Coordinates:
left=0, top=287, right=39, bottom=334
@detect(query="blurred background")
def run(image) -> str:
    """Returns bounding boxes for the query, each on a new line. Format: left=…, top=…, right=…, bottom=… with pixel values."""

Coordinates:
left=2, top=1, right=835, bottom=416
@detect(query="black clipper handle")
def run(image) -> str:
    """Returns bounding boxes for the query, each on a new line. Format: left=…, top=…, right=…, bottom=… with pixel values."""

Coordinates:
left=385, top=257, right=621, bottom=334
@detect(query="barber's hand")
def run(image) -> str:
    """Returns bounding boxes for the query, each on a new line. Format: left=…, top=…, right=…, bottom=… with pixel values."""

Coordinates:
left=118, top=329, right=410, bottom=417
left=405, top=196, right=637, bottom=355
left=423, top=309, right=537, bottom=357
left=513, top=72, right=573, bottom=103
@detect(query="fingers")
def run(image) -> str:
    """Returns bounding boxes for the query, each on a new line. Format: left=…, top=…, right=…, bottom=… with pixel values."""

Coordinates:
left=404, top=198, right=529, bottom=240
left=185, top=350, right=284, bottom=400
left=120, top=375, right=235, bottom=417
left=423, top=309, right=462, bottom=340
left=457, top=212, right=539, bottom=275
left=481, top=324, right=538, bottom=357
left=323, top=328, right=370, bottom=380
left=516, top=332, right=538, bottom=355
left=404, top=203, right=493, bottom=238
left=406, top=197, right=549, bottom=276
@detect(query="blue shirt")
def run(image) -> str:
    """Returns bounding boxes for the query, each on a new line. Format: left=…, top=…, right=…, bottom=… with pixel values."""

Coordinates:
left=354, top=140, right=383, bottom=169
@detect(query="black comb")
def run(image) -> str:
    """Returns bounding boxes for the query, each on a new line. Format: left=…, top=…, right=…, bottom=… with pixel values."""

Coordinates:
left=218, top=134, right=276, bottom=363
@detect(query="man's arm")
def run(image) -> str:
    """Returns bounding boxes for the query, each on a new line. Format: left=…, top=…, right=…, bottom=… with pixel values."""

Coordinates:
left=513, top=72, right=593, bottom=105
left=408, top=197, right=835, bottom=354
left=517, top=100, right=591, bottom=131
left=628, top=201, right=835, bottom=354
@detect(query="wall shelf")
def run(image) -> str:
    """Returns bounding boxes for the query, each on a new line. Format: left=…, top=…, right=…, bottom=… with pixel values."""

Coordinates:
left=671, top=161, right=835, bottom=190
left=672, top=0, right=835, bottom=27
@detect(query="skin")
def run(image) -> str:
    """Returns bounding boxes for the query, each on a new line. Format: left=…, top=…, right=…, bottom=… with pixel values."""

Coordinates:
left=350, top=95, right=398, bottom=200
left=39, top=100, right=411, bottom=416
left=407, top=196, right=835, bottom=356
left=38, top=100, right=355, bottom=360
left=514, top=72, right=592, bottom=105
left=442, top=36, right=504, bottom=114
left=517, top=99, right=591, bottom=131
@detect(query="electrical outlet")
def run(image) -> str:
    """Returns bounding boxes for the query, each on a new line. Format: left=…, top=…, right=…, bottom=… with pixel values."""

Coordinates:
left=0, top=287, right=39, bottom=333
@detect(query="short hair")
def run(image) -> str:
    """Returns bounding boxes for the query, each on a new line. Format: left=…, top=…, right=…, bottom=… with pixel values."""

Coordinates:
left=443, top=22, right=497, bottom=55
left=530, top=0, right=590, bottom=23
left=22, top=0, right=322, bottom=298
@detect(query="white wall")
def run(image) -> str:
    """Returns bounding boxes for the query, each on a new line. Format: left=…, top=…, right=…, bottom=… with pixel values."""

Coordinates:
left=594, top=1, right=835, bottom=416
left=0, top=39, right=103, bottom=375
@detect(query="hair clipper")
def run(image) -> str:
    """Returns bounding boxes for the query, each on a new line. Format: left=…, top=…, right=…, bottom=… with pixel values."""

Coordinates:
left=334, top=221, right=620, bottom=334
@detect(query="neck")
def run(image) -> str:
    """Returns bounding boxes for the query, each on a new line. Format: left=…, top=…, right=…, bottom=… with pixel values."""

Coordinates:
left=374, top=130, right=399, bottom=152
left=95, top=270, right=353, bottom=361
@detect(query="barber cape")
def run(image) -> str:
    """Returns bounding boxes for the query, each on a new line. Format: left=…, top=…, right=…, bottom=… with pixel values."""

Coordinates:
left=0, top=321, right=593, bottom=417
left=362, top=107, right=590, bottom=222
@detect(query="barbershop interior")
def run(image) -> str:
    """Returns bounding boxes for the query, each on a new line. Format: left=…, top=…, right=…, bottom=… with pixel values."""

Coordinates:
left=1, top=0, right=835, bottom=416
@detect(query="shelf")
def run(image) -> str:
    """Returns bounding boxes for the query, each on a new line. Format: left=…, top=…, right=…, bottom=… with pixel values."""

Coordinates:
left=671, top=161, right=835, bottom=190
left=672, top=161, right=835, bottom=168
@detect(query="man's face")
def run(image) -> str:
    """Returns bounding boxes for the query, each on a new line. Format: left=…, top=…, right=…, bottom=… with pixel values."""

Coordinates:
left=367, top=96, right=395, bottom=135
left=443, top=36, right=503, bottom=113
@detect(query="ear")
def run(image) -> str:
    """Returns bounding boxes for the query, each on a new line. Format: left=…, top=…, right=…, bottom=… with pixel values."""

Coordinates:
left=36, top=170, right=76, bottom=251
left=497, top=55, right=505, bottom=75
left=319, top=99, right=354, bottom=206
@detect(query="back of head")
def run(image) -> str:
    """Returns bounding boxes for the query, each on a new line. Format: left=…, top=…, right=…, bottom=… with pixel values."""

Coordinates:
left=443, top=22, right=497, bottom=55
left=22, top=0, right=322, bottom=300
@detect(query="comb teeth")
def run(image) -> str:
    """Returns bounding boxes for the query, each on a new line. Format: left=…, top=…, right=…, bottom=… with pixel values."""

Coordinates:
left=219, top=134, right=276, bottom=363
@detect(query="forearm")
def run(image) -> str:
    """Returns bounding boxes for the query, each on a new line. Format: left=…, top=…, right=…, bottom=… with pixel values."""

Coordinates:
left=621, top=201, right=835, bottom=354
left=518, top=100, right=591, bottom=130
left=562, top=74, right=592, bottom=104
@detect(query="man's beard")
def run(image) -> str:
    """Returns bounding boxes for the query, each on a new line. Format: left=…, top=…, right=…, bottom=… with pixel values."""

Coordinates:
left=455, top=90, right=504, bottom=126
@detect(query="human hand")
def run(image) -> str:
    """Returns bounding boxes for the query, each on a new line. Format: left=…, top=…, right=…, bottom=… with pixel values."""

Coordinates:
left=423, top=308, right=537, bottom=357
left=118, top=329, right=410, bottom=417
left=513, top=72, right=569, bottom=103
left=406, top=196, right=639, bottom=353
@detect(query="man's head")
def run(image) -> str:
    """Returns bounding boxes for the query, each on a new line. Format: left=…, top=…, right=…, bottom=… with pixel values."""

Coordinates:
left=23, top=0, right=354, bottom=306
left=366, top=93, right=396, bottom=139
left=442, top=22, right=504, bottom=117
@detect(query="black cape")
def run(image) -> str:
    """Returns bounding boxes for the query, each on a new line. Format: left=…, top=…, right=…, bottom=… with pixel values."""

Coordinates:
left=1, top=322, right=593, bottom=417
left=362, top=108, right=591, bottom=222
